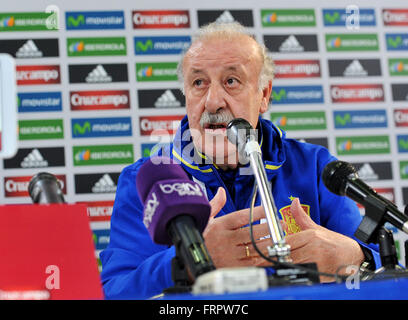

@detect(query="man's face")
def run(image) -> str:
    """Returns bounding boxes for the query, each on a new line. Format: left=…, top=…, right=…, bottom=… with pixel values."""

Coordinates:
left=182, top=36, right=271, bottom=168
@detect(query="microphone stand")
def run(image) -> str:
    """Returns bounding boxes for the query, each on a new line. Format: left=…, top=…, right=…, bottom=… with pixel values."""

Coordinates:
left=245, top=138, right=291, bottom=262
left=355, top=198, right=408, bottom=278
left=226, top=118, right=320, bottom=286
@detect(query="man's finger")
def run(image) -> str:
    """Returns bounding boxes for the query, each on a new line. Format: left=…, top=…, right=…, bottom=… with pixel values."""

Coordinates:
left=220, top=206, right=266, bottom=230
left=239, top=222, right=270, bottom=244
left=209, top=187, right=226, bottom=219
left=290, top=197, right=317, bottom=231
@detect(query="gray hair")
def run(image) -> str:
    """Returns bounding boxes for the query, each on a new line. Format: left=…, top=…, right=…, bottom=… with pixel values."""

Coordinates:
left=177, top=22, right=275, bottom=93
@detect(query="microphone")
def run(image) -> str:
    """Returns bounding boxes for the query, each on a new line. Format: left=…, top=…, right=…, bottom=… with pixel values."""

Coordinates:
left=226, top=118, right=257, bottom=163
left=135, top=157, right=215, bottom=283
left=28, top=172, right=65, bottom=204
left=226, top=118, right=290, bottom=261
left=322, top=160, right=408, bottom=237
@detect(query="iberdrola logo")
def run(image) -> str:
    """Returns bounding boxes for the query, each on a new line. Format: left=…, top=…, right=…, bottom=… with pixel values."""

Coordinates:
left=75, top=149, right=91, bottom=161
left=1, top=16, right=14, bottom=27
left=275, top=116, right=287, bottom=127
left=328, top=37, right=342, bottom=48
left=391, top=61, right=404, bottom=73
left=138, top=66, right=153, bottom=78
left=339, top=140, right=352, bottom=151
left=401, top=163, right=408, bottom=178
left=263, top=12, right=277, bottom=23
left=70, top=41, right=84, bottom=52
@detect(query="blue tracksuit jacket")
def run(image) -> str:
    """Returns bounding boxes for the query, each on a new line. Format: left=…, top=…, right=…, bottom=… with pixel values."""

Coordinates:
left=100, top=116, right=381, bottom=299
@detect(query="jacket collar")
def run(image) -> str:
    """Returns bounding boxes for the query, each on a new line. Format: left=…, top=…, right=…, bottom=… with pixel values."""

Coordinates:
left=171, top=115, right=287, bottom=184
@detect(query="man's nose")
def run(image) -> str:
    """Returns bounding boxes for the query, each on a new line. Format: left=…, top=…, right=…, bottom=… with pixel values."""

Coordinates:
left=204, top=83, right=227, bottom=113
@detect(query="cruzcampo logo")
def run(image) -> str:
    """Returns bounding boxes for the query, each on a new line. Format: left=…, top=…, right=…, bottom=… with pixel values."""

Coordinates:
left=261, top=9, right=316, bottom=27
left=336, top=136, right=390, bottom=155
left=326, top=34, right=379, bottom=51
left=19, top=119, right=64, bottom=140
left=271, top=111, right=326, bottom=130
left=73, top=144, right=134, bottom=166
left=389, top=58, right=408, bottom=76
left=0, top=12, right=58, bottom=31
left=67, top=37, right=126, bottom=56
left=136, top=62, right=178, bottom=81
left=400, top=161, right=408, bottom=179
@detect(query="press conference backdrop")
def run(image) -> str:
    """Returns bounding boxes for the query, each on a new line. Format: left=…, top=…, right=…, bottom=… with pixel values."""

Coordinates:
left=1, top=0, right=408, bottom=270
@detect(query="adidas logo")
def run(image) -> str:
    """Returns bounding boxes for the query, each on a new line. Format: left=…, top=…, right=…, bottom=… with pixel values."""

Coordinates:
left=20, top=148, right=48, bottom=168
left=86, top=65, right=112, bottom=83
left=92, top=174, right=117, bottom=193
left=16, top=40, right=43, bottom=58
left=154, top=90, right=181, bottom=108
left=279, top=35, right=304, bottom=52
left=343, top=60, right=368, bottom=77
left=357, top=163, right=378, bottom=181
left=215, top=10, right=235, bottom=23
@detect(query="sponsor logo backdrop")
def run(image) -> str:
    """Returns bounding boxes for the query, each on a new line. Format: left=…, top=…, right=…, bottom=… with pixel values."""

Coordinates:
left=1, top=0, right=408, bottom=267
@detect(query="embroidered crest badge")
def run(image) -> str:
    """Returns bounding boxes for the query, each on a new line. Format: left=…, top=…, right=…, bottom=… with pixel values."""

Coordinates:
left=279, top=203, right=310, bottom=235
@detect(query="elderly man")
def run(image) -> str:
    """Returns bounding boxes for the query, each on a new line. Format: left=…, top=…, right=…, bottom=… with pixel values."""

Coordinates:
left=100, top=22, right=379, bottom=299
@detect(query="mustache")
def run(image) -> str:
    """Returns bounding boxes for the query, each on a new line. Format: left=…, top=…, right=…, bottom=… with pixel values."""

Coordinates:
left=199, top=109, right=235, bottom=128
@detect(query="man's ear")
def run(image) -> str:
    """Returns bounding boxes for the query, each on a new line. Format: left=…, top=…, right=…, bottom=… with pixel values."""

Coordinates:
left=260, top=80, right=272, bottom=114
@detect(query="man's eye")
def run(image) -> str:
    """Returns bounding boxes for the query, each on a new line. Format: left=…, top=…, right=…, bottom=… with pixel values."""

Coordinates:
left=193, top=79, right=203, bottom=87
left=226, top=78, right=238, bottom=86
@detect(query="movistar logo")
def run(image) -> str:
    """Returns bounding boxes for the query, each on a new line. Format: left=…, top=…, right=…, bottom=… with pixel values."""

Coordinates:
left=135, top=40, right=153, bottom=52
left=272, top=89, right=287, bottom=101
left=399, top=137, right=408, bottom=150
left=335, top=113, right=352, bottom=126
left=73, top=122, right=91, bottom=135
left=388, top=36, right=402, bottom=48
left=324, top=12, right=340, bottom=24
left=67, top=15, right=85, bottom=27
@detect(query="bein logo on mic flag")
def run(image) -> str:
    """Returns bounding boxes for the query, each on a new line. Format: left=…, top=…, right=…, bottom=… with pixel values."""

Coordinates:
left=143, top=192, right=159, bottom=228
left=159, top=182, right=203, bottom=197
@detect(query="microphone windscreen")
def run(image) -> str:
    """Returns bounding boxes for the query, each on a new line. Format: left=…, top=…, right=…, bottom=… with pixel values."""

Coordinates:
left=136, top=156, right=211, bottom=245
left=226, top=118, right=254, bottom=146
left=136, top=156, right=189, bottom=202
left=322, top=160, right=356, bottom=196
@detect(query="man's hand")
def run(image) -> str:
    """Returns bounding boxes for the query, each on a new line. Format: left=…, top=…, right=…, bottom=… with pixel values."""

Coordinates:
left=203, top=187, right=271, bottom=268
left=284, top=198, right=364, bottom=282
